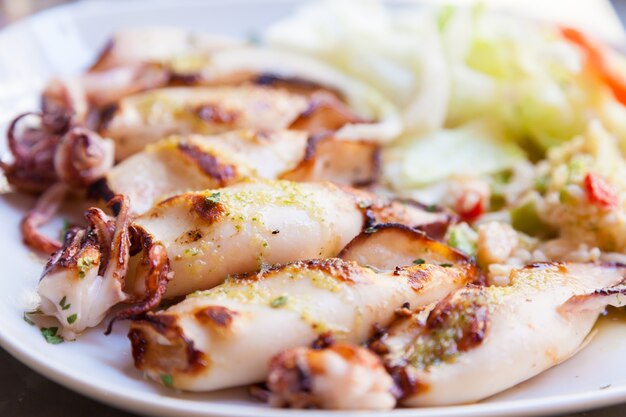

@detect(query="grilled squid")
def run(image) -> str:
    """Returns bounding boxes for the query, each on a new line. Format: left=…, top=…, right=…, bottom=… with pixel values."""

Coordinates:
left=127, top=257, right=473, bottom=391
left=339, top=223, right=475, bottom=272
left=259, top=224, right=478, bottom=411
left=371, top=262, right=626, bottom=406
left=5, top=28, right=400, bottom=201
left=99, top=130, right=378, bottom=214
left=38, top=196, right=132, bottom=336
left=43, top=28, right=244, bottom=121
left=88, top=27, right=243, bottom=72
left=101, top=85, right=362, bottom=160
left=266, top=342, right=396, bottom=410
left=37, top=180, right=452, bottom=333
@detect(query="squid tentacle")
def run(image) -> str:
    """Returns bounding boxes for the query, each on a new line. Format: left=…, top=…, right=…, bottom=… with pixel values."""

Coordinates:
left=20, top=182, right=68, bottom=253
left=106, top=242, right=170, bottom=334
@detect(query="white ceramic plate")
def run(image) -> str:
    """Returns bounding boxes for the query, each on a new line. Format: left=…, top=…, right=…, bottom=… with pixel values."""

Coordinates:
left=2, top=1, right=626, bottom=416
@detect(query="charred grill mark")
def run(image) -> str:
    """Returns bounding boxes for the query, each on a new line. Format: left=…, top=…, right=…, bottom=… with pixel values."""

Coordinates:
left=232, top=258, right=360, bottom=284
left=386, top=366, right=429, bottom=399
left=194, top=305, right=238, bottom=328
left=394, top=265, right=433, bottom=292
left=178, top=142, right=237, bottom=186
left=380, top=290, right=490, bottom=375
left=524, top=262, right=568, bottom=272
left=311, top=332, right=335, bottom=350
left=194, top=103, right=239, bottom=125
left=190, top=194, right=226, bottom=224
left=175, top=228, right=203, bottom=244
left=129, top=314, right=208, bottom=374
left=425, top=292, right=490, bottom=352
left=288, top=92, right=365, bottom=133
left=254, top=73, right=336, bottom=97
left=288, top=258, right=361, bottom=284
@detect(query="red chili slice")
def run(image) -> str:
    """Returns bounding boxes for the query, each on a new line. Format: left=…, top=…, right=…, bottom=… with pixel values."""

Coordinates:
left=584, top=172, right=619, bottom=209
left=560, top=26, right=626, bottom=106
left=456, top=192, right=484, bottom=222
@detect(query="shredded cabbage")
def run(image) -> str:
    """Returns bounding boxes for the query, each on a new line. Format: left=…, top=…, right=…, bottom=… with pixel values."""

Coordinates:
left=264, top=0, right=626, bottom=220
left=384, top=120, right=525, bottom=189
left=265, top=0, right=449, bottom=135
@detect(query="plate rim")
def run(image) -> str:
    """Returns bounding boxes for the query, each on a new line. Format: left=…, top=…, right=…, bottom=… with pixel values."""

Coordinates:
left=1, top=0, right=626, bottom=416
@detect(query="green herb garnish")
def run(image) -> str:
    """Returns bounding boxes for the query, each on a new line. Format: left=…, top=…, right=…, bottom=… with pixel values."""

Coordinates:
left=67, top=314, right=78, bottom=324
left=440, top=263, right=453, bottom=268
left=77, top=256, right=96, bottom=279
left=270, top=295, right=288, bottom=308
left=184, top=247, right=200, bottom=257
left=41, top=327, right=63, bottom=344
left=59, top=296, right=71, bottom=311
left=413, top=258, right=426, bottom=265
left=205, top=192, right=221, bottom=204
left=161, top=374, right=173, bottom=388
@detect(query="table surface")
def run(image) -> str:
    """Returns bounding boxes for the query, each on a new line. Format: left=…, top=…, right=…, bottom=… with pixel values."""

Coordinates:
left=3, top=0, right=626, bottom=416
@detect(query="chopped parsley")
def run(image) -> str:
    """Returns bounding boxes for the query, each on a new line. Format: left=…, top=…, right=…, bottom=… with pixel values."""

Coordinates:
left=205, top=192, right=221, bottom=204
left=59, top=296, right=71, bottom=311
left=67, top=314, right=78, bottom=324
left=364, top=226, right=377, bottom=234
left=270, top=295, right=288, bottom=308
left=41, top=327, right=63, bottom=344
left=77, top=256, right=96, bottom=279
left=184, top=247, right=200, bottom=257
left=161, top=374, right=173, bottom=388
left=440, top=263, right=453, bottom=268
left=413, top=258, right=426, bottom=265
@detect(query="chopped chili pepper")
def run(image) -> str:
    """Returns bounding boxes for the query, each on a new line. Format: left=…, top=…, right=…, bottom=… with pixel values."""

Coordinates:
left=560, top=26, right=626, bottom=106
left=584, top=172, right=618, bottom=209
left=455, top=191, right=484, bottom=222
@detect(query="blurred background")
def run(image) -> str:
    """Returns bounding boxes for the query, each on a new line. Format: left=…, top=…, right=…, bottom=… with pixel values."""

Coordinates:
left=0, top=0, right=76, bottom=26
left=1, top=0, right=626, bottom=28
